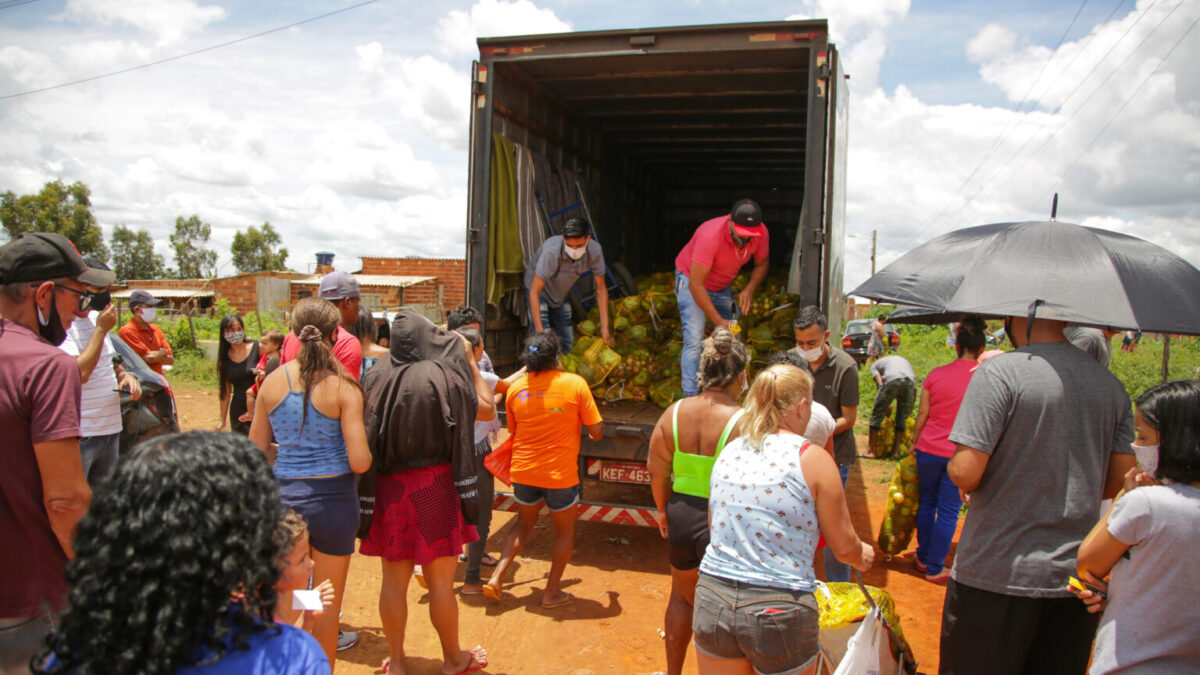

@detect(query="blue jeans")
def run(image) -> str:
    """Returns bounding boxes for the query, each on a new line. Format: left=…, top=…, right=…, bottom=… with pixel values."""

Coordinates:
left=530, top=298, right=574, bottom=352
left=675, top=271, right=733, bottom=397
left=915, top=449, right=962, bottom=575
left=0, top=611, right=56, bottom=673
left=79, top=433, right=120, bottom=487
left=822, top=464, right=852, bottom=582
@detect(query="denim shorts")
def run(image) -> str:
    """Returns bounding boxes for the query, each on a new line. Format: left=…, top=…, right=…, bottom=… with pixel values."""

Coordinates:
left=692, top=572, right=820, bottom=674
left=512, top=482, right=580, bottom=512
left=278, top=473, right=359, bottom=556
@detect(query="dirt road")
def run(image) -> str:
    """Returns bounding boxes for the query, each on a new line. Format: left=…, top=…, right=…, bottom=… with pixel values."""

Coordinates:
left=171, top=382, right=953, bottom=674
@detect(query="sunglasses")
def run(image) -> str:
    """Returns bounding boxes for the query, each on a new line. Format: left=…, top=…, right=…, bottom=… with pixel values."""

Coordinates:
left=51, top=283, right=96, bottom=312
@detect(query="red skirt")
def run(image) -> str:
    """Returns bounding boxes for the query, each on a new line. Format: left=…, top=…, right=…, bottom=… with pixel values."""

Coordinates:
left=359, top=463, right=478, bottom=566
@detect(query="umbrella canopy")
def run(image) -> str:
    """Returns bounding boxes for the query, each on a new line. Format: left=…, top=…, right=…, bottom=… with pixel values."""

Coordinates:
left=850, top=220, right=1200, bottom=336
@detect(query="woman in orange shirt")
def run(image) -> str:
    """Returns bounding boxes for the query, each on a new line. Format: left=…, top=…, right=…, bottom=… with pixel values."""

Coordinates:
left=483, top=333, right=604, bottom=608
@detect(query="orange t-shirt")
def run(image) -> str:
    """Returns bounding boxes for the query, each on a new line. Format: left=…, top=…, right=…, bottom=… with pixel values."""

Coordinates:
left=117, top=319, right=172, bottom=375
left=507, top=370, right=603, bottom=489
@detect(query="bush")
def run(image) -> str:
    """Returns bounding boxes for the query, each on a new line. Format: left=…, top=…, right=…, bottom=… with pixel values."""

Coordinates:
left=159, top=298, right=290, bottom=388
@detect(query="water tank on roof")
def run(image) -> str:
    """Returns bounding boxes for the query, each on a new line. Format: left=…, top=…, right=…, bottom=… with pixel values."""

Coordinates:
left=315, top=251, right=335, bottom=267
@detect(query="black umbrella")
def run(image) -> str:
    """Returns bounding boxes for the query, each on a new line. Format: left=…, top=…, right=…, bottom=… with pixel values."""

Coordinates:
left=849, top=220, right=1200, bottom=336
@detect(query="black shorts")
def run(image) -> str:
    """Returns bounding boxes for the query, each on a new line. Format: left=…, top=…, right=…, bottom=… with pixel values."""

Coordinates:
left=940, top=579, right=1099, bottom=675
left=667, top=491, right=710, bottom=571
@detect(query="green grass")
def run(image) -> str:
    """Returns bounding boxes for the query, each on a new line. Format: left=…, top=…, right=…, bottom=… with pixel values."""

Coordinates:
left=852, top=310, right=1200, bottom=425
left=159, top=298, right=288, bottom=388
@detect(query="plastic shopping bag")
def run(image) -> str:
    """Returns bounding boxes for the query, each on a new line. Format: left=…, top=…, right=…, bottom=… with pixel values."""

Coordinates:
left=833, top=607, right=887, bottom=675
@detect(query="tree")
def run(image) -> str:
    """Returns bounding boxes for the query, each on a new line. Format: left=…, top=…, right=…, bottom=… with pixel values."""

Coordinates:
left=110, top=225, right=165, bottom=280
left=169, top=214, right=217, bottom=278
left=231, top=222, right=288, bottom=274
left=1, top=180, right=109, bottom=261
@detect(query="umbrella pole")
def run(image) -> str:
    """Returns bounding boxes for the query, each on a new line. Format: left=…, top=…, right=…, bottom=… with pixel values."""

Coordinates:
left=1161, top=334, right=1171, bottom=384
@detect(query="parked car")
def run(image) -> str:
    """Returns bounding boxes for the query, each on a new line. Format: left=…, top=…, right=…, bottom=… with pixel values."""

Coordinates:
left=110, top=334, right=179, bottom=453
left=842, top=318, right=901, bottom=363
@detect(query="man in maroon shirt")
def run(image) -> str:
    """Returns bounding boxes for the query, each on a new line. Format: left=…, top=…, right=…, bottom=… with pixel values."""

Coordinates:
left=0, top=232, right=111, bottom=670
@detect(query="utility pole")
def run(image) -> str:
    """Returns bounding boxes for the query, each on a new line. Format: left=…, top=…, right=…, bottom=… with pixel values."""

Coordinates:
left=871, top=229, right=877, bottom=276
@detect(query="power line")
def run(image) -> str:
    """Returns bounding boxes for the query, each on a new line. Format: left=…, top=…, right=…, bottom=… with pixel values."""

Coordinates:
left=0, top=0, right=379, bottom=100
left=0, top=0, right=41, bottom=9
left=1052, top=11, right=1200, bottom=188
left=942, top=0, right=1187, bottom=223
left=898, top=0, right=1180, bottom=250
left=916, top=0, right=1094, bottom=236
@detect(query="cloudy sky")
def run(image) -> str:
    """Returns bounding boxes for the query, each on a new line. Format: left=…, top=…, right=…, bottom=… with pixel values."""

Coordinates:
left=1, top=0, right=1197, bottom=292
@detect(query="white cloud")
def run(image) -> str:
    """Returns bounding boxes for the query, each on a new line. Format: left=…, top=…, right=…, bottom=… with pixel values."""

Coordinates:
left=966, top=23, right=1018, bottom=63
left=355, top=43, right=471, bottom=149
left=62, top=0, right=227, bottom=47
left=787, top=0, right=910, bottom=90
left=302, top=122, right=441, bottom=200
left=435, top=0, right=572, bottom=58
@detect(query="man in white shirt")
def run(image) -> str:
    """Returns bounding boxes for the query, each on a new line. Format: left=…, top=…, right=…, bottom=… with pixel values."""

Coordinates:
left=59, top=258, right=141, bottom=485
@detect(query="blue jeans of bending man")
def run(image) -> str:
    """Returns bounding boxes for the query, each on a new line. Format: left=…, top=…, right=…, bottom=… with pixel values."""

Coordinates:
left=823, top=463, right=852, bottom=582
left=914, top=449, right=962, bottom=575
left=529, top=298, right=574, bottom=352
left=675, top=271, right=734, bottom=397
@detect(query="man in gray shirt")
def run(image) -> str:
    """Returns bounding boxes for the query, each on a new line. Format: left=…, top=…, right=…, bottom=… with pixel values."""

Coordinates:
left=942, top=315, right=1135, bottom=674
left=1064, top=324, right=1116, bottom=368
left=868, top=354, right=915, bottom=458
left=524, top=217, right=610, bottom=350
left=789, top=305, right=860, bottom=582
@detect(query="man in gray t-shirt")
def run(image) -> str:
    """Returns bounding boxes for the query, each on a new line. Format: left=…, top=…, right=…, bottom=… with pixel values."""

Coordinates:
left=868, top=354, right=915, bottom=458
left=940, top=316, right=1135, bottom=674
left=524, top=217, right=609, bottom=350
left=1064, top=324, right=1116, bottom=368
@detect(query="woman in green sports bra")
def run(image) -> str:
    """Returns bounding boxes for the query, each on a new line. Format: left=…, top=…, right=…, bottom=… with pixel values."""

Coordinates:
left=648, top=326, right=748, bottom=675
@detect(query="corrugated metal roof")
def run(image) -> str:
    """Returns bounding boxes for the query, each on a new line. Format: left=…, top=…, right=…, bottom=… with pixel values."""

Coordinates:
left=112, top=289, right=214, bottom=299
left=289, top=274, right=436, bottom=288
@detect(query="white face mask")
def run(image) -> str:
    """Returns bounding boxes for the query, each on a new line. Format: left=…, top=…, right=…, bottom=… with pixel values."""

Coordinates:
left=1131, top=442, right=1159, bottom=477
left=564, top=244, right=586, bottom=261
left=139, top=307, right=157, bottom=322
left=224, top=331, right=245, bottom=344
left=798, top=344, right=825, bottom=363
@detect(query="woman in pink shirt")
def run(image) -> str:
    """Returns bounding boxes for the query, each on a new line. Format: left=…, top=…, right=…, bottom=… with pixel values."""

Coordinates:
left=910, top=317, right=988, bottom=581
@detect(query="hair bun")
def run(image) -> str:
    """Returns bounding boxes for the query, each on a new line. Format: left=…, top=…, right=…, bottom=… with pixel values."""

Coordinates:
left=298, top=325, right=323, bottom=342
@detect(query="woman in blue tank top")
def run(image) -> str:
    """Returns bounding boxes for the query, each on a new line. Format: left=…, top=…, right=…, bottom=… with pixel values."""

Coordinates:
left=249, top=297, right=371, bottom=669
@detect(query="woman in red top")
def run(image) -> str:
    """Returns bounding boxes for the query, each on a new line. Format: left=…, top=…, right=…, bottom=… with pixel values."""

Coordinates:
left=910, top=317, right=987, bottom=582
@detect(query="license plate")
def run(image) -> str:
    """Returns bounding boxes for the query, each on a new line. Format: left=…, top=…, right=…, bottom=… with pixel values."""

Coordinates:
left=599, top=461, right=651, bottom=484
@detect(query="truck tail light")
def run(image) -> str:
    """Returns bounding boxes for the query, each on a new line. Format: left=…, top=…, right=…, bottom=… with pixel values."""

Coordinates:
left=890, top=333, right=900, bottom=347
left=842, top=336, right=851, bottom=348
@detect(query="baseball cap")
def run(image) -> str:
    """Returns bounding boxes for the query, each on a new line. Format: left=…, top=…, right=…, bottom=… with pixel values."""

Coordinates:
left=128, top=289, right=162, bottom=308
left=729, top=199, right=765, bottom=238
left=318, top=270, right=360, bottom=301
left=0, top=232, right=115, bottom=287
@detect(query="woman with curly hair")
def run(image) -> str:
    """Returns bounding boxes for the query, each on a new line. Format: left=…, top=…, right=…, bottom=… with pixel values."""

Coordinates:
left=36, top=431, right=327, bottom=674
left=250, top=297, right=371, bottom=667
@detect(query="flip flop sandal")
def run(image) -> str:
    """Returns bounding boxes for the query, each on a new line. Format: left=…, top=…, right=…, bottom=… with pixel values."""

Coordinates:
left=449, top=646, right=488, bottom=675
left=460, top=586, right=484, bottom=596
left=540, top=591, right=576, bottom=608
left=481, top=585, right=502, bottom=602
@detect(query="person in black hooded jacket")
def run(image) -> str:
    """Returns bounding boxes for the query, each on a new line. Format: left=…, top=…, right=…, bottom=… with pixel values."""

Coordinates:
left=360, top=311, right=494, bottom=675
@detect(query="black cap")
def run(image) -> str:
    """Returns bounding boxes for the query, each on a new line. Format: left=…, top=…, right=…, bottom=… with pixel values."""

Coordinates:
left=0, top=232, right=115, bottom=287
left=730, top=199, right=765, bottom=237
left=128, top=289, right=162, bottom=308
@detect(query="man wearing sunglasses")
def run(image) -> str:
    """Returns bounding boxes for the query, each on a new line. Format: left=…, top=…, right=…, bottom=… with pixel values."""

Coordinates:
left=59, top=257, right=142, bottom=487
left=118, top=289, right=173, bottom=375
left=0, top=231, right=112, bottom=669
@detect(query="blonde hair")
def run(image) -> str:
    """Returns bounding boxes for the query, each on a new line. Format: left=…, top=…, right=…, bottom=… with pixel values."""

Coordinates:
left=739, top=364, right=813, bottom=449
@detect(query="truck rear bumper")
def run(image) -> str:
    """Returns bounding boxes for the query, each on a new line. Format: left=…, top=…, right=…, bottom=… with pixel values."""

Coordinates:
left=493, top=491, right=658, bottom=528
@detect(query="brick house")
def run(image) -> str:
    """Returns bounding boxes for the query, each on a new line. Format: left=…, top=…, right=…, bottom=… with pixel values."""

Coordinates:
left=358, top=257, right=466, bottom=311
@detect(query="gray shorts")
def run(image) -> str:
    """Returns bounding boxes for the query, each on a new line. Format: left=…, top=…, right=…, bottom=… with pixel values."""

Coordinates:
left=692, top=572, right=820, bottom=674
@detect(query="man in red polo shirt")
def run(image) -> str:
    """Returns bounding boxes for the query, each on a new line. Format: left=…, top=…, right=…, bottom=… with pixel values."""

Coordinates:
left=280, top=270, right=364, bottom=382
left=117, top=289, right=173, bottom=375
left=674, top=199, right=769, bottom=397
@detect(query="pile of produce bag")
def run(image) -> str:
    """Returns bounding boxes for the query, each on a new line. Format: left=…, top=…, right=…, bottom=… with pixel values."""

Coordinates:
left=877, top=454, right=919, bottom=555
